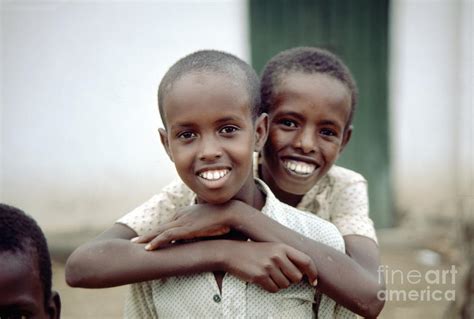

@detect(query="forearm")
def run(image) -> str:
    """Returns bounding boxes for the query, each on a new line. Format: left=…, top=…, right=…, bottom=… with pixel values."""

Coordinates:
left=230, top=207, right=383, bottom=317
left=65, top=227, right=225, bottom=288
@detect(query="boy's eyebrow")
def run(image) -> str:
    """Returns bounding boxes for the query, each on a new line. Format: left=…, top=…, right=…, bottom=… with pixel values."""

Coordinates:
left=214, top=115, right=244, bottom=124
left=276, top=110, right=343, bottom=127
left=169, top=115, right=244, bottom=131
left=318, top=119, right=343, bottom=127
left=1, top=300, right=38, bottom=312
left=169, top=122, right=196, bottom=130
left=274, top=110, right=305, bottom=120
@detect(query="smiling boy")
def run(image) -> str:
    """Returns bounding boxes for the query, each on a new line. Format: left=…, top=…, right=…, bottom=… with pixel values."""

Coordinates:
left=66, top=50, right=347, bottom=318
left=260, top=71, right=353, bottom=206
left=157, top=67, right=261, bottom=207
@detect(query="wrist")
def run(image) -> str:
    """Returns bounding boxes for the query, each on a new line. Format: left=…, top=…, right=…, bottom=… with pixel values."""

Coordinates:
left=223, top=200, right=242, bottom=228
left=213, top=240, right=231, bottom=272
left=226, top=200, right=259, bottom=235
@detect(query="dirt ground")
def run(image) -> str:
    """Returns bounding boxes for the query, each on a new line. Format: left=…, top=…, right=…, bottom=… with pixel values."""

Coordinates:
left=52, top=227, right=463, bottom=318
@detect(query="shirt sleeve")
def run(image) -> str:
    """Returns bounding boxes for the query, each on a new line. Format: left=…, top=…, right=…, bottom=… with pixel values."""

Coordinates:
left=329, top=180, right=378, bottom=244
left=116, top=179, right=194, bottom=236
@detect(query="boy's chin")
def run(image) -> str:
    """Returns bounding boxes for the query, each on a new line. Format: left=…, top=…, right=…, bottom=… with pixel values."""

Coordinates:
left=196, top=193, right=234, bottom=205
left=278, top=178, right=316, bottom=196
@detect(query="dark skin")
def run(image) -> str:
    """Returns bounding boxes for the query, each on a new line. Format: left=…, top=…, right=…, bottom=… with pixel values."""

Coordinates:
left=66, top=223, right=318, bottom=293
left=66, top=70, right=319, bottom=294
left=66, top=71, right=384, bottom=317
left=135, top=72, right=385, bottom=317
left=0, top=251, right=61, bottom=319
left=136, top=201, right=382, bottom=317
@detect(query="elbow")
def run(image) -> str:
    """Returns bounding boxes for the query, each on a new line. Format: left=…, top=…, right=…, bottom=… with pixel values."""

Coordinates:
left=357, top=283, right=386, bottom=318
left=65, top=246, right=102, bottom=288
left=361, top=296, right=385, bottom=319
left=65, top=254, right=85, bottom=287
left=65, top=250, right=90, bottom=287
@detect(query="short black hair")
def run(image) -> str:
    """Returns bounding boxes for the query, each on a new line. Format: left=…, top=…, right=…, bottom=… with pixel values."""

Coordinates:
left=0, top=203, right=53, bottom=309
left=158, top=50, right=261, bottom=127
left=261, top=47, right=358, bottom=129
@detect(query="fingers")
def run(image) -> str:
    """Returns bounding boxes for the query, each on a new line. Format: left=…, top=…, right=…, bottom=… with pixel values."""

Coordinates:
left=256, top=275, right=280, bottom=293
left=268, top=267, right=292, bottom=290
left=131, top=220, right=182, bottom=244
left=276, top=256, right=304, bottom=284
left=145, top=227, right=193, bottom=251
left=286, top=247, right=318, bottom=286
left=131, top=233, right=157, bottom=244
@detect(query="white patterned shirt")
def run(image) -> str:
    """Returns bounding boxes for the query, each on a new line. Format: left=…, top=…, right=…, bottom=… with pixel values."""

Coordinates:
left=251, top=152, right=377, bottom=243
left=294, top=165, right=377, bottom=243
left=118, top=179, right=350, bottom=318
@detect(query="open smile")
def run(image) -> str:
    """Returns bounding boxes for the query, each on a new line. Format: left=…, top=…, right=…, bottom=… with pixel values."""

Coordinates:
left=282, top=159, right=318, bottom=177
left=197, top=168, right=231, bottom=188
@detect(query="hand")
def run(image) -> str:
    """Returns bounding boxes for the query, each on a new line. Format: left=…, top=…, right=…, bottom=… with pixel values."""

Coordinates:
left=222, top=241, right=318, bottom=293
left=132, top=203, right=233, bottom=250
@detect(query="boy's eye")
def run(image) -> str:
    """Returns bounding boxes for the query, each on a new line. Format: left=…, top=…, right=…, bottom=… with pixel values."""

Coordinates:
left=177, top=131, right=197, bottom=139
left=219, top=126, right=239, bottom=135
left=280, top=119, right=297, bottom=128
left=320, top=128, right=337, bottom=137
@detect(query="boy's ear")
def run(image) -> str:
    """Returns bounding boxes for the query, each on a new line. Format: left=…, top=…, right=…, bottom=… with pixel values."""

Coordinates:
left=47, top=290, right=61, bottom=319
left=254, top=113, right=269, bottom=152
left=158, top=128, right=174, bottom=162
left=339, top=125, right=353, bottom=153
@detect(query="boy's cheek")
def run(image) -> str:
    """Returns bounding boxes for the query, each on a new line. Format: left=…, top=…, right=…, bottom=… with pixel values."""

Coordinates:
left=267, top=130, right=293, bottom=151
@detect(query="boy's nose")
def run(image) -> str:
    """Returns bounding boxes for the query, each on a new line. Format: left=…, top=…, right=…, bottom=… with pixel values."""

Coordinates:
left=294, top=129, right=317, bottom=154
left=198, top=140, right=223, bottom=161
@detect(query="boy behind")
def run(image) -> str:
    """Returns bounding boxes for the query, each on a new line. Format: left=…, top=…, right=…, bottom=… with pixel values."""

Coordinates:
left=0, top=203, right=61, bottom=319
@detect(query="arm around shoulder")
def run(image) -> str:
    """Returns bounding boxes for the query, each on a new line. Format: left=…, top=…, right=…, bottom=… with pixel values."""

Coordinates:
left=65, top=223, right=231, bottom=288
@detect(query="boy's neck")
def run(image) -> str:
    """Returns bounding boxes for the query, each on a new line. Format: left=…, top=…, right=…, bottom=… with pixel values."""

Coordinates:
left=259, top=164, right=304, bottom=207
left=247, top=181, right=265, bottom=211
left=233, top=178, right=266, bottom=210
left=269, top=186, right=303, bottom=207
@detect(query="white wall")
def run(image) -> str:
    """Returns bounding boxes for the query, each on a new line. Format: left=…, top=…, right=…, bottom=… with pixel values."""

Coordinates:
left=458, top=0, right=474, bottom=220
left=390, top=0, right=473, bottom=221
left=1, top=0, right=249, bottom=233
left=2, top=0, right=471, bottom=234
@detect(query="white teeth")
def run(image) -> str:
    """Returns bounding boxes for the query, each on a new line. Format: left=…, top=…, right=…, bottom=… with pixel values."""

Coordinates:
left=199, top=169, right=229, bottom=181
left=284, top=160, right=316, bottom=175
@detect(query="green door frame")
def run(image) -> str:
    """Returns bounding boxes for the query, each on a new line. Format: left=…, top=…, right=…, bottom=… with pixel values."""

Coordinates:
left=249, top=0, right=392, bottom=228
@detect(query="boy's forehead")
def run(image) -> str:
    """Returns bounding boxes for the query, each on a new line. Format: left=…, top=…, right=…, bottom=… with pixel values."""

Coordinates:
left=0, top=250, right=40, bottom=277
left=272, top=72, right=351, bottom=123
left=274, top=73, right=350, bottom=106
left=0, top=250, right=43, bottom=301
left=277, top=72, right=344, bottom=92
left=163, top=71, right=252, bottom=124
left=171, top=70, right=247, bottom=94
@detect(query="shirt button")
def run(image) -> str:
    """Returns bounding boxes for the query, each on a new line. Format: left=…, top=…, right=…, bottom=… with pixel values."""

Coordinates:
left=213, top=294, right=221, bottom=303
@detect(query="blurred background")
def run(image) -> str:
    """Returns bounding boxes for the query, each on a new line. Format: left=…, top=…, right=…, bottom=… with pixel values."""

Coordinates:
left=1, top=0, right=472, bottom=318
